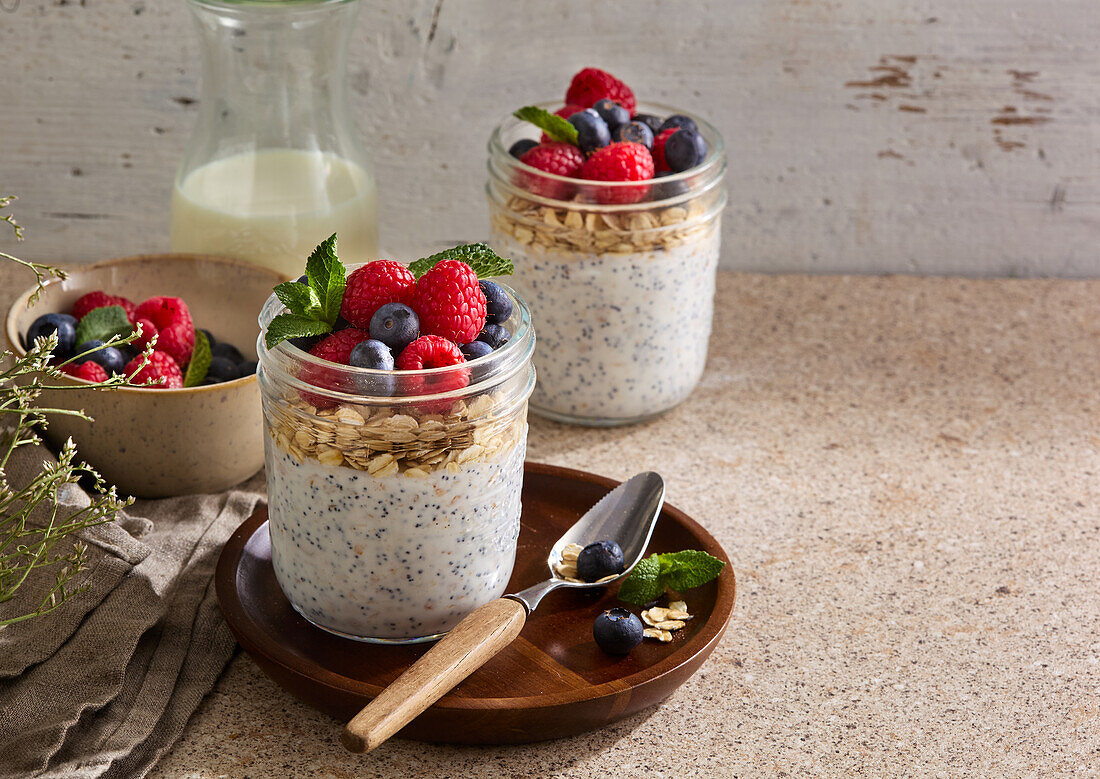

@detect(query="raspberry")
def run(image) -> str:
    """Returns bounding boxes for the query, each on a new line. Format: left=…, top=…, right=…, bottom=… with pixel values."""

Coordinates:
left=72, top=291, right=137, bottom=322
left=518, top=142, right=585, bottom=200
left=577, top=142, right=655, bottom=204
left=396, top=335, right=470, bottom=407
left=565, top=68, right=636, bottom=115
left=133, top=318, right=159, bottom=350
left=125, top=350, right=183, bottom=389
left=652, top=128, right=677, bottom=173
left=340, top=261, right=416, bottom=329
left=308, top=328, right=369, bottom=365
left=62, top=361, right=108, bottom=382
left=133, top=297, right=194, bottom=366
left=410, top=260, right=487, bottom=344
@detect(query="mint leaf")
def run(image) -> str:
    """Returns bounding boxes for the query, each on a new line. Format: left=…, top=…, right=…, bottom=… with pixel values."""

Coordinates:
left=264, top=313, right=333, bottom=350
left=513, top=106, right=579, bottom=145
left=183, top=329, right=212, bottom=388
left=616, top=554, right=664, bottom=605
left=660, top=550, right=726, bottom=593
left=274, top=280, right=322, bottom=318
left=304, top=233, right=345, bottom=325
left=75, top=305, right=132, bottom=345
left=408, top=243, right=515, bottom=280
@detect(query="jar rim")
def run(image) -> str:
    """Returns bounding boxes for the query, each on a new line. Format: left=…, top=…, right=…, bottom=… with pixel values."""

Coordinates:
left=257, top=276, right=535, bottom=404
left=486, top=100, right=726, bottom=211
left=186, top=0, right=359, bottom=11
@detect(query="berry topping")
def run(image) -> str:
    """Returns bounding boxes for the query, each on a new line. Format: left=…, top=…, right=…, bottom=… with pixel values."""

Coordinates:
left=592, top=608, right=644, bottom=655
left=340, top=260, right=417, bottom=329
left=632, top=113, right=664, bottom=135
left=664, top=127, right=708, bottom=172
left=26, top=313, right=77, bottom=359
left=518, top=141, right=586, bottom=200
left=349, top=339, right=395, bottom=370
left=410, top=259, right=487, bottom=344
left=659, top=114, right=699, bottom=135
left=508, top=138, right=539, bottom=159
left=198, top=328, right=217, bottom=347
left=592, top=98, right=630, bottom=133
left=651, top=128, right=677, bottom=173
left=72, top=291, right=136, bottom=322
left=73, top=340, right=126, bottom=376
left=133, top=296, right=195, bottom=367
left=568, top=109, right=611, bottom=154
left=611, top=120, right=655, bottom=149
left=460, top=340, right=493, bottom=360
left=211, top=341, right=245, bottom=364
left=479, top=280, right=513, bottom=325
left=238, top=360, right=258, bottom=377
left=125, top=350, right=184, bottom=389
left=565, top=68, right=636, bottom=115
left=578, top=142, right=655, bottom=204
left=476, top=324, right=511, bottom=350
left=133, top=318, right=159, bottom=351
left=369, top=302, right=420, bottom=352
left=308, top=328, right=370, bottom=365
left=395, top=335, right=465, bottom=370
left=577, top=540, right=626, bottom=581
left=62, top=361, right=109, bottom=382
left=207, top=356, right=241, bottom=382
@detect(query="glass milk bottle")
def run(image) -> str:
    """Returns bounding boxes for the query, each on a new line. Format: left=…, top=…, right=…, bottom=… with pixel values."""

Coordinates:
left=170, top=0, right=378, bottom=278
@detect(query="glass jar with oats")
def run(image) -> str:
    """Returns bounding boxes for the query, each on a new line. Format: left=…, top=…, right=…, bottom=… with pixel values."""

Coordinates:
left=487, top=103, right=726, bottom=426
left=256, top=284, right=535, bottom=644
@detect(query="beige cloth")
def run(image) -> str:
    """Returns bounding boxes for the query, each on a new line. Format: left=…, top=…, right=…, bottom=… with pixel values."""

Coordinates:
left=0, top=442, right=264, bottom=778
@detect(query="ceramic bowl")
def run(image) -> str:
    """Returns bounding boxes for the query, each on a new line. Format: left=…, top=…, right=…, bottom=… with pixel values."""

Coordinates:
left=4, top=254, right=285, bottom=499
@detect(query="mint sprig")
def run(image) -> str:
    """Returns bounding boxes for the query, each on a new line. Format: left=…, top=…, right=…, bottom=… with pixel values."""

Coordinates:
left=408, top=243, right=514, bottom=280
left=617, top=550, right=726, bottom=605
left=74, top=305, right=132, bottom=346
left=264, top=234, right=346, bottom=350
left=183, top=329, right=212, bottom=388
left=513, top=106, right=579, bottom=146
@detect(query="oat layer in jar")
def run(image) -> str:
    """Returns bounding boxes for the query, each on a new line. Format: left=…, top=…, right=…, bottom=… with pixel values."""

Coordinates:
left=487, top=103, right=726, bottom=426
left=257, top=287, right=535, bottom=644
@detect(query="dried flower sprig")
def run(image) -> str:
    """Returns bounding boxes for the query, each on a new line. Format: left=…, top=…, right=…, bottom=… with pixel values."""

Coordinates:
left=0, top=195, right=144, bottom=628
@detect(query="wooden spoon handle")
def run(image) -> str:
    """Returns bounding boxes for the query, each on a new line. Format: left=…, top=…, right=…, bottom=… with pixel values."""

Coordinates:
left=341, top=597, right=527, bottom=753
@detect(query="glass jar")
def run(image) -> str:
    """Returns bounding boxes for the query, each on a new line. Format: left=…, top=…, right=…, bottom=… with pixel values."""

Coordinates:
left=486, top=103, right=726, bottom=426
left=257, top=281, right=535, bottom=644
left=170, top=0, right=379, bottom=278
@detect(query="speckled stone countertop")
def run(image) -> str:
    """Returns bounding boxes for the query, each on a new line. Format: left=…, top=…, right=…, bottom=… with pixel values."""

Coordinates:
left=10, top=268, right=1096, bottom=776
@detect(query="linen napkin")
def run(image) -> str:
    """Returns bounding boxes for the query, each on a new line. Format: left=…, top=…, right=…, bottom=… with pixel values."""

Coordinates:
left=0, top=441, right=264, bottom=779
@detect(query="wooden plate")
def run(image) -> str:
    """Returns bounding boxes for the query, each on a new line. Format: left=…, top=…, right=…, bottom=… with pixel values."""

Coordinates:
left=215, top=462, right=736, bottom=744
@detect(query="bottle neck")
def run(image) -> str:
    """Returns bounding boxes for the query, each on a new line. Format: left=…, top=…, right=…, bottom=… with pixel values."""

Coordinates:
left=187, top=0, right=361, bottom=154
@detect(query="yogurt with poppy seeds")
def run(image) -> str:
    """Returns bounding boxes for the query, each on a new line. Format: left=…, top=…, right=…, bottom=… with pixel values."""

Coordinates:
left=256, top=279, right=535, bottom=644
left=486, top=102, right=727, bottom=426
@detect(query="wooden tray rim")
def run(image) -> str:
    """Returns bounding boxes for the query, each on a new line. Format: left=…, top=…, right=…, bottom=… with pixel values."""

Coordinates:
left=216, top=461, right=737, bottom=711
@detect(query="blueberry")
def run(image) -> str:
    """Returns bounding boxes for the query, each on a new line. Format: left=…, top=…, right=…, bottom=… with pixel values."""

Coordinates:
left=296, top=275, right=308, bottom=284
left=632, top=113, right=664, bottom=135
left=611, top=121, right=654, bottom=149
left=349, top=339, right=394, bottom=370
left=508, top=138, right=539, bottom=159
left=476, top=324, right=510, bottom=350
left=369, top=302, right=419, bottom=351
left=211, top=341, right=244, bottom=364
left=659, top=114, right=699, bottom=135
left=26, top=313, right=77, bottom=359
left=239, top=360, right=257, bottom=376
left=568, top=109, right=611, bottom=154
left=479, top=280, right=513, bottom=325
left=287, top=334, right=321, bottom=352
left=591, top=98, right=630, bottom=133
left=664, top=128, right=708, bottom=172
left=201, top=376, right=222, bottom=385
left=576, top=540, right=625, bottom=581
left=198, top=328, right=217, bottom=347
left=207, top=356, right=241, bottom=382
left=460, top=340, right=493, bottom=360
left=74, top=340, right=125, bottom=375
left=592, top=608, right=644, bottom=655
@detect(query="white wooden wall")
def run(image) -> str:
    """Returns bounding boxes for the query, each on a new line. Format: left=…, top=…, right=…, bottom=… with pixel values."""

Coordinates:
left=1, top=0, right=1098, bottom=276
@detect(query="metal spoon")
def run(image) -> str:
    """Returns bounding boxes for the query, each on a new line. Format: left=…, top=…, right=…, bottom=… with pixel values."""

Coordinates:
left=341, top=471, right=666, bottom=753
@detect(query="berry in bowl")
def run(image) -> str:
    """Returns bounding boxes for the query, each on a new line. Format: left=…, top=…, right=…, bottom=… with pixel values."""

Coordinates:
left=257, top=236, right=534, bottom=644
left=4, top=254, right=283, bottom=498
left=487, top=68, right=727, bottom=426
